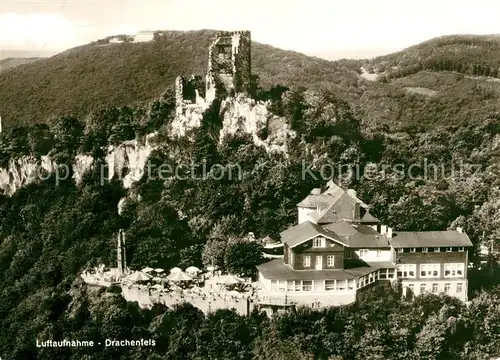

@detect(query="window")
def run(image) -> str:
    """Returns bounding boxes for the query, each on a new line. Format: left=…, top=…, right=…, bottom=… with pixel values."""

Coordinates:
left=446, top=247, right=452, bottom=252
left=434, top=247, right=440, bottom=252
left=420, top=283, right=427, bottom=294
left=294, top=281, right=301, bottom=291
left=347, top=279, right=354, bottom=290
left=271, top=280, right=278, bottom=291
left=397, top=248, right=404, bottom=253
left=397, top=264, right=416, bottom=278
left=380, top=269, right=387, bottom=279
left=325, top=280, right=335, bottom=291
left=376, top=250, right=382, bottom=258
left=410, top=248, right=416, bottom=253
left=420, top=264, right=440, bottom=278
left=388, top=269, right=395, bottom=279
left=303, top=256, right=311, bottom=267
left=432, top=283, right=438, bottom=293
left=313, top=237, right=324, bottom=248
left=422, top=247, right=428, bottom=252
left=359, top=249, right=369, bottom=257
left=345, top=251, right=352, bottom=259
left=277, top=280, right=286, bottom=291
left=327, top=255, right=335, bottom=267
left=458, top=247, right=465, bottom=252
left=337, top=280, right=346, bottom=290
left=287, top=281, right=294, bottom=292
left=302, top=280, right=313, bottom=291
left=457, top=283, right=463, bottom=293
left=444, top=283, right=450, bottom=293
left=444, top=263, right=464, bottom=278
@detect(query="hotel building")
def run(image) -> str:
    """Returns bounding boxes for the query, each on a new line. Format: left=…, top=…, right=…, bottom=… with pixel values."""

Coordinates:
left=256, top=180, right=472, bottom=309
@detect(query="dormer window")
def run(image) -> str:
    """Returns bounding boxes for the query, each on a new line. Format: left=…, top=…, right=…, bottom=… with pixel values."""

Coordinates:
left=410, top=248, right=416, bottom=253
left=397, top=248, right=404, bottom=253
left=446, top=247, right=452, bottom=252
left=313, top=237, right=325, bottom=248
left=458, top=247, right=464, bottom=252
left=434, top=247, right=440, bottom=252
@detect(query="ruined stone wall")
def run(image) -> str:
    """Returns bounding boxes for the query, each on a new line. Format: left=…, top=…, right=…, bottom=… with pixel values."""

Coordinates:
left=205, top=31, right=252, bottom=101
left=175, top=76, right=184, bottom=115
left=232, top=31, right=252, bottom=94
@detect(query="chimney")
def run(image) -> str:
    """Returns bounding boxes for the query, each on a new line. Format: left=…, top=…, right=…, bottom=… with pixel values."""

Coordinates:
left=347, top=189, right=357, bottom=199
left=456, top=227, right=463, bottom=234
left=381, top=225, right=387, bottom=235
left=353, top=202, right=361, bottom=221
left=387, top=227, right=393, bottom=238
left=310, top=188, right=321, bottom=195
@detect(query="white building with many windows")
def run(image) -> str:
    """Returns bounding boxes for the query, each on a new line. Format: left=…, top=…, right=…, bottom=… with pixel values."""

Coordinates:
left=256, top=180, right=473, bottom=310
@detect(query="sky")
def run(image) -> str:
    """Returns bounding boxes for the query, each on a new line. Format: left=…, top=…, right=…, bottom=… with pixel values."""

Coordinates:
left=1, top=0, right=500, bottom=60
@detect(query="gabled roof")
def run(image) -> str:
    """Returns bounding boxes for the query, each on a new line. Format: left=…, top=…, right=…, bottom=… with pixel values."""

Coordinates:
left=389, top=231, right=473, bottom=248
left=361, top=211, right=380, bottom=223
left=296, top=193, right=336, bottom=209
left=322, top=221, right=390, bottom=248
left=297, top=182, right=371, bottom=225
left=315, top=192, right=369, bottom=224
left=257, top=258, right=395, bottom=281
left=280, top=221, right=347, bottom=248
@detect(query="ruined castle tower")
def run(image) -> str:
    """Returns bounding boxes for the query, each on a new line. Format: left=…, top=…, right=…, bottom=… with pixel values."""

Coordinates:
left=205, top=31, right=252, bottom=103
left=174, top=31, right=252, bottom=114
left=117, top=229, right=127, bottom=276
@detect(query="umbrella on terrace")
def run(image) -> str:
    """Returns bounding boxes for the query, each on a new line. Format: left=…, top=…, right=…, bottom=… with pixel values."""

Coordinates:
left=170, top=267, right=182, bottom=274
left=142, top=267, right=154, bottom=273
left=185, top=266, right=201, bottom=274
left=154, top=268, right=164, bottom=273
left=216, top=274, right=244, bottom=285
left=227, top=290, right=241, bottom=297
left=167, top=271, right=193, bottom=282
left=125, top=271, right=152, bottom=282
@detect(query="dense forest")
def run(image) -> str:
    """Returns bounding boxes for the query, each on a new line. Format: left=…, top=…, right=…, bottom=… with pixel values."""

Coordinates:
left=1, top=32, right=500, bottom=133
left=0, top=32, right=500, bottom=359
left=0, top=78, right=500, bottom=358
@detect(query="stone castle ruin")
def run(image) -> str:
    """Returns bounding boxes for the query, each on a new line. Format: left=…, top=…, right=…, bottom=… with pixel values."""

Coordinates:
left=174, top=30, right=252, bottom=117
left=171, top=30, right=295, bottom=151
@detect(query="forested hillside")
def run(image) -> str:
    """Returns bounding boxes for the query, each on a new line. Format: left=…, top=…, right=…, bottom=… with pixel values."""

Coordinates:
left=0, top=79, right=500, bottom=358
left=1, top=32, right=500, bottom=132
left=0, top=31, right=500, bottom=359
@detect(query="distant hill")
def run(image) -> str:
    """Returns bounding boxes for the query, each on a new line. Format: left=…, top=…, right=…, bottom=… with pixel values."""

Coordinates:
left=0, top=49, right=56, bottom=60
left=0, top=58, right=44, bottom=72
left=1, top=31, right=500, bottom=132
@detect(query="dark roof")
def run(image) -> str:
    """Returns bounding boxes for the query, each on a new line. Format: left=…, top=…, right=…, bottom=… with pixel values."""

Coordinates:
left=315, top=192, right=369, bottom=224
left=389, top=231, right=473, bottom=248
left=296, top=193, right=337, bottom=209
left=322, top=222, right=390, bottom=248
left=280, top=221, right=346, bottom=248
left=361, top=211, right=380, bottom=223
left=297, top=182, right=370, bottom=225
left=257, top=259, right=394, bottom=281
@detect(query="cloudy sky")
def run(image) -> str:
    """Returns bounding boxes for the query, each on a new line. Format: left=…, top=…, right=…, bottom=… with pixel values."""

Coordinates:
left=1, top=0, right=499, bottom=60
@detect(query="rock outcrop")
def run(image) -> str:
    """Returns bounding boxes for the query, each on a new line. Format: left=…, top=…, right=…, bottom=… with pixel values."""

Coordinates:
left=0, top=133, right=157, bottom=196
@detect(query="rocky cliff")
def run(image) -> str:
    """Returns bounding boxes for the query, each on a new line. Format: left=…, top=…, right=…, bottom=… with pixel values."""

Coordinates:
left=0, top=96, right=293, bottom=197
left=0, top=133, right=157, bottom=196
